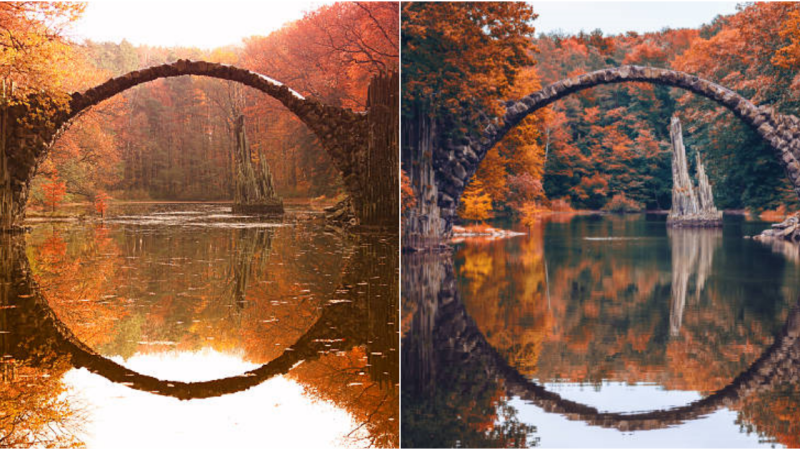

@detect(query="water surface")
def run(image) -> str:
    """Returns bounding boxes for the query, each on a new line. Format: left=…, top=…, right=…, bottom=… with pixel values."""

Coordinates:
left=1, top=204, right=398, bottom=448
left=402, top=213, right=800, bottom=448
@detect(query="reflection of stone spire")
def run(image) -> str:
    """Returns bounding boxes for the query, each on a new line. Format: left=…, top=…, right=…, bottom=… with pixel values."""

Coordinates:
left=669, top=228, right=721, bottom=336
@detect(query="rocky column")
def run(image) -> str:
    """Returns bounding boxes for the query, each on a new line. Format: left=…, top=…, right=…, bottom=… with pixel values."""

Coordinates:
left=232, top=115, right=284, bottom=215
left=695, top=151, right=720, bottom=217
left=667, top=116, right=722, bottom=227
left=668, top=117, right=699, bottom=219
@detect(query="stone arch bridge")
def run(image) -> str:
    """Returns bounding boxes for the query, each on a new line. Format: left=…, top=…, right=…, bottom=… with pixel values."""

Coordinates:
left=1, top=60, right=398, bottom=231
left=404, top=65, right=800, bottom=240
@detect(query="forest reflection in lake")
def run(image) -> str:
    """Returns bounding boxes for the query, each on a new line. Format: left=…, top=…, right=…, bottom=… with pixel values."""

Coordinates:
left=1, top=205, right=398, bottom=448
left=402, top=213, right=800, bottom=448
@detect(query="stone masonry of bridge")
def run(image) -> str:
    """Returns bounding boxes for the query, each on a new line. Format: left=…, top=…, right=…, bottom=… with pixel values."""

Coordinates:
left=1, top=60, right=398, bottom=231
left=403, top=65, right=800, bottom=243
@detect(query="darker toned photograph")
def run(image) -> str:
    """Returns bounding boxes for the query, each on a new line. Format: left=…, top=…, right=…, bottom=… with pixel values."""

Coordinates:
left=401, top=1, right=800, bottom=448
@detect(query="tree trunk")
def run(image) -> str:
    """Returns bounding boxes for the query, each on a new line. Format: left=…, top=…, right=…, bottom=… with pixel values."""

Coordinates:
left=667, top=116, right=722, bottom=227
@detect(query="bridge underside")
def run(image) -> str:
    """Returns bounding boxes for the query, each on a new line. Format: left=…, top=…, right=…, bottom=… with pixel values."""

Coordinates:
left=1, top=60, right=398, bottom=231
left=402, top=65, right=800, bottom=244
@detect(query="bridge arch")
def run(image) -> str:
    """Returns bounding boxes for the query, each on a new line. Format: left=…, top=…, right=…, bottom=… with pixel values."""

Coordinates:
left=431, top=65, right=800, bottom=235
left=59, top=60, right=357, bottom=158
left=2, top=60, right=399, bottom=230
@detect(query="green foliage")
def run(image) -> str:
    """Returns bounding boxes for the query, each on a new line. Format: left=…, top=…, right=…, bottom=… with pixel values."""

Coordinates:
left=402, top=2, right=537, bottom=137
left=535, top=12, right=800, bottom=212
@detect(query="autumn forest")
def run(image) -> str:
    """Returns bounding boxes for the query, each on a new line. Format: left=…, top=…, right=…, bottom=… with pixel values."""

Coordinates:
left=402, top=2, right=800, bottom=225
left=9, top=2, right=398, bottom=209
left=1, top=1, right=399, bottom=448
left=4, top=1, right=800, bottom=449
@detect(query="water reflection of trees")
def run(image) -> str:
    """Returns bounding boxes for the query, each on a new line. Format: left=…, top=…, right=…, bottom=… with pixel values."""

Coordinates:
left=454, top=217, right=792, bottom=393
left=0, top=354, right=86, bottom=448
left=402, top=252, right=537, bottom=449
left=3, top=224, right=399, bottom=447
left=27, top=224, right=335, bottom=364
left=1, top=235, right=86, bottom=447
left=737, top=381, right=800, bottom=447
left=403, top=245, right=800, bottom=447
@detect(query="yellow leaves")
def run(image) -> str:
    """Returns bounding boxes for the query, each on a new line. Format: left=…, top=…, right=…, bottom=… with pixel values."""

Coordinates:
left=456, top=235, right=550, bottom=377
left=458, top=178, right=493, bottom=222
left=0, top=2, right=84, bottom=99
left=518, top=201, right=546, bottom=229
left=459, top=249, right=494, bottom=290
left=473, top=146, right=509, bottom=203
left=0, top=353, right=84, bottom=447
left=289, top=347, right=399, bottom=448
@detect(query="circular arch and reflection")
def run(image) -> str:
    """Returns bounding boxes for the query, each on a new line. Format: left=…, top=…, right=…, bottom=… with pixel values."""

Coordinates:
left=4, top=233, right=381, bottom=401
left=402, top=254, right=800, bottom=433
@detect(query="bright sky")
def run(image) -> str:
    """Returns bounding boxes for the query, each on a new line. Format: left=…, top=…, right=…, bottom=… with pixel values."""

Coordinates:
left=532, top=1, right=740, bottom=36
left=71, top=1, right=740, bottom=50
left=71, top=1, right=336, bottom=49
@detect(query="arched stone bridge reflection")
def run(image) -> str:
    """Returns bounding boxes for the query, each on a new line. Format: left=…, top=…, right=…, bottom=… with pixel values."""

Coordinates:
left=1, top=232, right=398, bottom=400
left=402, top=253, right=800, bottom=432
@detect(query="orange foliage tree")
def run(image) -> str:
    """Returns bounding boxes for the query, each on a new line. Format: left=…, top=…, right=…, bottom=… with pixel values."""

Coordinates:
left=93, top=191, right=109, bottom=217
left=0, top=2, right=84, bottom=103
left=41, top=172, right=66, bottom=212
left=459, top=179, right=493, bottom=223
left=401, top=169, right=416, bottom=215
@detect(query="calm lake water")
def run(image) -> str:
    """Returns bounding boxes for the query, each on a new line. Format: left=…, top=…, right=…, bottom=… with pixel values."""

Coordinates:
left=402, top=213, right=800, bottom=448
left=1, top=204, right=398, bottom=448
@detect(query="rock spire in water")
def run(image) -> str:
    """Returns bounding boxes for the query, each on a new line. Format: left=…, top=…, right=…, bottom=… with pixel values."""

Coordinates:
left=667, top=116, right=722, bottom=227
left=232, top=115, right=284, bottom=214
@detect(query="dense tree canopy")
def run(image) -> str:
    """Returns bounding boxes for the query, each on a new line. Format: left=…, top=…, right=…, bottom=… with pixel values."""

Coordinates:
left=402, top=2, right=537, bottom=135
left=449, top=2, right=800, bottom=223
left=0, top=2, right=84, bottom=103
left=26, top=2, right=398, bottom=207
